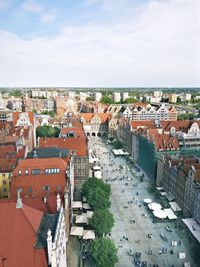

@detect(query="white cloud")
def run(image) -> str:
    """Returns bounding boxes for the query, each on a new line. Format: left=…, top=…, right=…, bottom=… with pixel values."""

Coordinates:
left=0, top=0, right=200, bottom=87
left=21, top=0, right=55, bottom=24
left=22, top=0, right=42, bottom=14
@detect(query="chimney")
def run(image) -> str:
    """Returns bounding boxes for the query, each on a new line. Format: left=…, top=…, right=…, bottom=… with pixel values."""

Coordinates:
left=16, top=190, right=23, bottom=209
left=47, top=229, right=52, bottom=265
left=57, top=193, right=61, bottom=211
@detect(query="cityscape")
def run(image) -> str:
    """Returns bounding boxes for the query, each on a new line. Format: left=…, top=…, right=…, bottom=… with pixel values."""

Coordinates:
left=0, top=88, right=200, bottom=267
left=0, top=1, right=200, bottom=267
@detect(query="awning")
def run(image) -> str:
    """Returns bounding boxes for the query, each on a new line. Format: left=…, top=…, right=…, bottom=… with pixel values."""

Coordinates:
left=94, top=170, right=102, bottom=179
left=165, top=192, right=175, bottom=201
left=164, top=208, right=177, bottom=220
left=86, top=211, right=93, bottom=218
left=75, top=214, right=88, bottom=224
left=83, top=202, right=91, bottom=210
left=70, top=226, right=83, bottom=236
left=169, top=201, right=182, bottom=212
left=153, top=209, right=167, bottom=219
left=143, top=198, right=152, bottom=204
left=72, top=201, right=83, bottom=209
left=148, top=202, right=162, bottom=210
left=182, top=218, right=200, bottom=243
left=82, top=230, right=95, bottom=240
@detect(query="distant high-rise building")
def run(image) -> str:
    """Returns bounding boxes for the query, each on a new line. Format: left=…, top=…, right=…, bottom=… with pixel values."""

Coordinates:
left=122, top=92, right=129, bottom=101
left=94, top=92, right=102, bottom=102
left=113, top=92, right=121, bottom=103
left=169, top=94, right=177, bottom=103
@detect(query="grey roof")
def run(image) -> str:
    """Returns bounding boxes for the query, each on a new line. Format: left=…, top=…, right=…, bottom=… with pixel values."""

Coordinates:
left=35, top=213, right=59, bottom=248
left=27, top=147, right=69, bottom=158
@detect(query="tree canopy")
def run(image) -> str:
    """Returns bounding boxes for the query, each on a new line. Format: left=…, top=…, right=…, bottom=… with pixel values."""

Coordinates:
left=100, top=95, right=113, bottom=104
left=41, top=110, right=56, bottom=117
left=82, top=177, right=111, bottom=210
left=89, top=209, right=114, bottom=236
left=36, top=125, right=60, bottom=138
left=89, top=238, right=118, bottom=267
left=177, top=113, right=195, bottom=120
left=9, top=90, right=22, bottom=97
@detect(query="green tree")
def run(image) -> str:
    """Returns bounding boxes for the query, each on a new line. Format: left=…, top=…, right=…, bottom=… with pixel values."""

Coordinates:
left=86, top=96, right=95, bottom=102
left=89, top=209, right=114, bottom=236
left=89, top=238, right=118, bottom=267
left=41, top=110, right=56, bottom=117
left=86, top=186, right=111, bottom=210
left=113, top=140, right=123, bottom=149
left=9, top=90, right=22, bottom=97
left=101, top=95, right=113, bottom=104
left=177, top=113, right=195, bottom=120
left=123, top=97, right=138, bottom=104
left=36, top=125, right=60, bottom=138
left=82, top=177, right=111, bottom=197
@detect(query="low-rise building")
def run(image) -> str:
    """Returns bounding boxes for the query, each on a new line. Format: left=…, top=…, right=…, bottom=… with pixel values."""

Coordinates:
left=0, top=195, right=67, bottom=267
left=11, top=157, right=69, bottom=198
left=79, top=113, right=111, bottom=137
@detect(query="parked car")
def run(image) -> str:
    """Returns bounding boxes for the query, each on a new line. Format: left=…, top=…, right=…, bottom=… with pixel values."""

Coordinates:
left=165, top=225, right=172, bottom=232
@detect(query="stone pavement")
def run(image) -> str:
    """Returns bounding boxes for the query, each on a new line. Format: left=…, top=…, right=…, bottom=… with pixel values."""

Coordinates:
left=88, top=137, right=197, bottom=267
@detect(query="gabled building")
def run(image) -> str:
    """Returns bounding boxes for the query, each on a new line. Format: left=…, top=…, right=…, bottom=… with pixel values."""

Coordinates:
left=0, top=195, right=67, bottom=267
left=10, top=157, right=69, bottom=198
left=79, top=113, right=111, bottom=137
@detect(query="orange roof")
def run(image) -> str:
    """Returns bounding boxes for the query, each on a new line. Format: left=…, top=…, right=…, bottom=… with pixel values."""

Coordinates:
left=131, top=120, right=156, bottom=129
left=0, top=145, right=25, bottom=159
left=149, top=133, right=179, bottom=151
left=0, top=158, right=18, bottom=172
left=61, top=126, right=85, bottom=136
left=160, top=120, right=200, bottom=132
left=0, top=200, right=47, bottom=267
left=79, top=113, right=111, bottom=123
left=11, top=158, right=69, bottom=198
left=13, top=111, right=34, bottom=126
left=39, top=137, right=88, bottom=156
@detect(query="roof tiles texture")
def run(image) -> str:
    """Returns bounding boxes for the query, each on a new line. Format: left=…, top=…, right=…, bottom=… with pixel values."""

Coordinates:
left=0, top=201, right=47, bottom=267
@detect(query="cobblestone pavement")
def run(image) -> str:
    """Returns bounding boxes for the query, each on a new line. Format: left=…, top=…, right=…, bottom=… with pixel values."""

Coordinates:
left=88, top=137, right=197, bottom=267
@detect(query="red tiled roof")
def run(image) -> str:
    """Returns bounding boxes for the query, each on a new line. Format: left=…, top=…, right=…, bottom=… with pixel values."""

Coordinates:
left=131, top=120, right=156, bottom=129
left=0, top=200, right=47, bottom=267
left=39, top=137, right=88, bottom=156
left=160, top=120, right=199, bottom=132
left=0, top=145, right=25, bottom=159
left=11, top=158, right=69, bottom=198
left=149, top=133, right=179, bottom=151
left=13, top=111, right=35, bottom=126
left=0, top=158, right=18, bottom=172
left=79, top=113, right=111, bottom=123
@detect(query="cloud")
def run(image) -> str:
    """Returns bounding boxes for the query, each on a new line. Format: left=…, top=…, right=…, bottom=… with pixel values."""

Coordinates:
left=22, top=0, right=42, bottom=14
left=21, top=0, right=55, bottom=24
left=0, top=0, right=199, bottom=87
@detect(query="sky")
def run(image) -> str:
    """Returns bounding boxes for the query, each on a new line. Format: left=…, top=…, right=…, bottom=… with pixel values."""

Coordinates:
left=0, top=0, right=199, bottom=87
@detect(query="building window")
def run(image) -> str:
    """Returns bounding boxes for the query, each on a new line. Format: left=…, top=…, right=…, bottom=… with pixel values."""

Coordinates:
left=3, top=188, right=7, bottom=192
left=18, top=170, right=22, bottom=176
left=43, top=186, right=50, bottom=191
left=31, top=169, right=40, bottom=175
left=57, top=185, right=61, bottom=190
left=3, top=180, right=6, bottom=185
left=25, top=170, right=28, bottom=175
left=2, top=173, right=6, bottom=178
left=45, top=168, right=60, bottom=174
left=28, top=187, right=33, bottom=193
